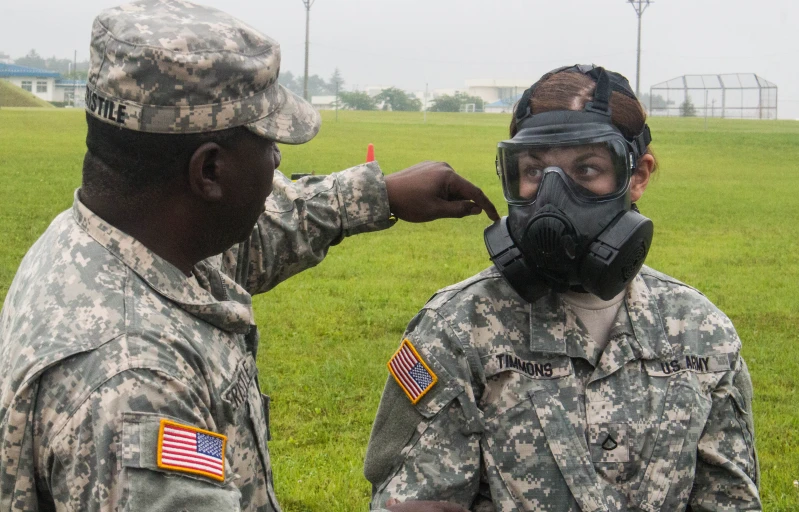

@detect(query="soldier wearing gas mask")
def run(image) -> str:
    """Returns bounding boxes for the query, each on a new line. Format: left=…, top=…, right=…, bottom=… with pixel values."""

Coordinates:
left=366, top=65, right=761, bottom=512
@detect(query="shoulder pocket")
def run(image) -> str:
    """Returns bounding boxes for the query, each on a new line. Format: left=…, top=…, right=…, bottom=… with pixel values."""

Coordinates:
left=388, top=338, right=463, bottom=419
left=120, top=413, right=240, bottom=511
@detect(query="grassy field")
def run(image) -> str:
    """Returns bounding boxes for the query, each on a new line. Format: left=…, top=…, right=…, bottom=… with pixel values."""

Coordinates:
left=0, top=109, right=797, bottom=510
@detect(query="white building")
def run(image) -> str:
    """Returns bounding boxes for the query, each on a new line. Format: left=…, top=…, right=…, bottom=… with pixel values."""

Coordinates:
left=0, top=63, right=86, bottom=104
left=311, top=95, right=337, bottom=110
left=464, top=79, right=531, bottom=105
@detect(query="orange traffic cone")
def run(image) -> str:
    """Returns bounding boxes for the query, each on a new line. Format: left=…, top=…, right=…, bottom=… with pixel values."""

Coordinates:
left=366, top=143, right=375, bottom=163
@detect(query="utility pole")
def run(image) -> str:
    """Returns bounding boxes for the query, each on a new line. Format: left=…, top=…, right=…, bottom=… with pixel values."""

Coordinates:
left=423, top=83, right=428, bottom=124
left=73, top=50, right=78, bottom=107
left=627, top=0, right=652, bottom=98
left=302, top=0, right=315, bottom=101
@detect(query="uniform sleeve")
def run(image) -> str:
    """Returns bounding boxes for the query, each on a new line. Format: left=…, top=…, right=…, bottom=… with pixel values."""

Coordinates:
left=41, top=369, right=241, bottom=512
left=221, top=162, right=394, bottom=295
left=689, top=355, right=762, bottom=511
left=365, top=309, right=484, bottom=510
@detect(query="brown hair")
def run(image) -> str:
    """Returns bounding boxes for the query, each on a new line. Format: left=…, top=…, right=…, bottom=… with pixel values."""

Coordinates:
left=510, top=71, right=656, bottom=167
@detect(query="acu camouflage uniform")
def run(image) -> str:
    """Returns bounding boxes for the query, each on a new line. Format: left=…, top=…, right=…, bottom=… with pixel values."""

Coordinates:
left=0, top=165, right=393, bottom=511
left=366, top=266, right=761, bottom=511
left=1, top=2, right=390, bottom=510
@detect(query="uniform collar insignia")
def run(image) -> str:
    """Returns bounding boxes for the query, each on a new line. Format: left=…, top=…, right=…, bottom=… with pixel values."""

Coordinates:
left=601, top=434, right=618, bottom=451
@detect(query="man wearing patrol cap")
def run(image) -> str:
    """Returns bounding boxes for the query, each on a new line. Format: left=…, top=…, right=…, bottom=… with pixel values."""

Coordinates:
left=0, top=1, right=496, bottom=511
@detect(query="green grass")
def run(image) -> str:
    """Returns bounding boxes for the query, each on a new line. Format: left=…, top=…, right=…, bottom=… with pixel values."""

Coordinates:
left=0, top=80, right=56, bottom=108
left=1, top=109, right=797, bottom=510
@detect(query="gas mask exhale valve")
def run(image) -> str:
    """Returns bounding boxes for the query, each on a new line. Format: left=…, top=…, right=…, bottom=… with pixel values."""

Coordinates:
left=485, top=65, right=654, bottom=303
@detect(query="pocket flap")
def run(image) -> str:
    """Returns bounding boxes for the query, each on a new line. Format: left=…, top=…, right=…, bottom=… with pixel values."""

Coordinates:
left=387, top=338, right=463, bottom=419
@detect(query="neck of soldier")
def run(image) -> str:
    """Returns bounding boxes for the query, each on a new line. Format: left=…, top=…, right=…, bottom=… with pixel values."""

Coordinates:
left=79, top=187, right=210, bottom=276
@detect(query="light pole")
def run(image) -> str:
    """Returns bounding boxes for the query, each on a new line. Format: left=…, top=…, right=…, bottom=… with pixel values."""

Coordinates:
left=302, top=0, right=315, bottom=101
left=627, top=0, right=652, bottom=98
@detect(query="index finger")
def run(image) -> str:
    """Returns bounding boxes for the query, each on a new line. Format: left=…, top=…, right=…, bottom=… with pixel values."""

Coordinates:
left=447, top=174, right=500, bottom=221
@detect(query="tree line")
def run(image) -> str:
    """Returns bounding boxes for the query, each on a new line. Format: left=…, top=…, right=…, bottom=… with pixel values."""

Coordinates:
left=279, top=68, right=485, bottom=112
left=8, top=50, right=90, bottom=79
left=7, top=50, right=492, bottom=113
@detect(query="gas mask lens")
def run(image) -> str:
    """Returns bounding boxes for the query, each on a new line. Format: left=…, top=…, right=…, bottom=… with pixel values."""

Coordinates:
left=498, top=139, right=631, bottom=203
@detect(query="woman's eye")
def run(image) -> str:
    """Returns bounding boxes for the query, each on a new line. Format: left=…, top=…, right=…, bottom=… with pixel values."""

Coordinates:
left=521, top=167, right=543, bottom=180
left=575, top=165, right=603, bottom=178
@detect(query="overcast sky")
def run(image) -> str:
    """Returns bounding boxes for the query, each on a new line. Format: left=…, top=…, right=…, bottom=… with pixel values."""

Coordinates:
left=2, top=0, right=798, bottom=118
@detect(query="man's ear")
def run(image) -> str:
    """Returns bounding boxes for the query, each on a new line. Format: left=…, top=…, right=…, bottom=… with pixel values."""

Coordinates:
left=630, top=153, right=655, bottom=203
left=188, top=142, right=225, bottom=201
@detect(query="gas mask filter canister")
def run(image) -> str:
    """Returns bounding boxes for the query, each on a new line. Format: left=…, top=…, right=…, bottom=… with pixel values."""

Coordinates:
left=485, top=65, right=653, bottom=302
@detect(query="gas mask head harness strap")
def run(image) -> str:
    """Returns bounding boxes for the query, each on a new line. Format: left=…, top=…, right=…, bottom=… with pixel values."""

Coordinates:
left=513, top=65, right=651, bottom=164
left=485, top=64, right=654, bottom=303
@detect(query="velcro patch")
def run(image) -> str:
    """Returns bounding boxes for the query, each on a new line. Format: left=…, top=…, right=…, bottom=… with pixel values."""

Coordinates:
left=484, top=352, right=573, bottom=379
left=645, top=353, right=731, bottom=377
left=388, top=339, right=438, bottom=404
left=157, top=419, right=226, bottom=482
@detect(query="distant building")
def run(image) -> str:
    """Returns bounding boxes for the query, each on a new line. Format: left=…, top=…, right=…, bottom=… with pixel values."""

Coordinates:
left=484, top=92, right=523, bottom=114
left=0, top=53, right=12, bottom=65
left=464, top=79, right=531, bottom=106
left=0, top=63, right=86, bottom=104
left=311, top=95, right=338, bottom=110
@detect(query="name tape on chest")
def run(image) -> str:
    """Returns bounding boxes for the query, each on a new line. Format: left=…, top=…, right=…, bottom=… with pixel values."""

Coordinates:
left=645, top=353, right=731, bottom=377
left=223, top=358, right=258, bottom=410
left=485, top=353, right=573, bottom=380
left=157, top=419, right=227, bottom=482
left=388, top=339, right=438, bottom=404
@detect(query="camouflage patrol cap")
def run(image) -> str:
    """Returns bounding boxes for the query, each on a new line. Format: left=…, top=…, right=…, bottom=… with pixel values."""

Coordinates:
left=85, top=0, right=320, bottom=144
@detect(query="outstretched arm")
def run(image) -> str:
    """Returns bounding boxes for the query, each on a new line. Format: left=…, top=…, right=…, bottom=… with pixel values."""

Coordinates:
left=221, top=161, right=498, bottom=295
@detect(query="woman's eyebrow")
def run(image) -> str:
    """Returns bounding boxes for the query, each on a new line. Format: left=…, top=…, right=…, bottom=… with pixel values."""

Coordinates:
left=523, top=152, right=547, bottom=162
left=574, top=150, right=608, bottom=163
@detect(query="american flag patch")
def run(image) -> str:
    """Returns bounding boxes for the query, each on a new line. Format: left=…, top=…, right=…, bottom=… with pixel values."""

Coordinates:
left=388, top=339, right=438, bottom=404
left=157, top=419, right=226, bottom=482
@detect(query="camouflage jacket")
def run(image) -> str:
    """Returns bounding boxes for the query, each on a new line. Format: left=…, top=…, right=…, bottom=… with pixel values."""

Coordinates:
left=0, top=163, right=392, bottom=512
left=366, top=266, right=761, bottom=512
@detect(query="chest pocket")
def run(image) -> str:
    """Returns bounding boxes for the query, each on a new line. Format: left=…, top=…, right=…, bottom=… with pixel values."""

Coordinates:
left=480, top=355, right=602, bottom=512
left=625, top=359, right=722, bottom=511
left=585, top=357, right=722, bottom=511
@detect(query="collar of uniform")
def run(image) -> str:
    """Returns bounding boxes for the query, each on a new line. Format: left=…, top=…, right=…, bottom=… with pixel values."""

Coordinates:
left=528, top=293, right=603, bottom=366
left=623, top=271, right=674, bottom=360
left=72, top=191, right=255, bottom=334
left=528, top=273, right=674, bottom=366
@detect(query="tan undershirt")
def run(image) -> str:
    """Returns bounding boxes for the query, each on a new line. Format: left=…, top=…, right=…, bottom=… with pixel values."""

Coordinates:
left=559, top=289, right=626, bottom=351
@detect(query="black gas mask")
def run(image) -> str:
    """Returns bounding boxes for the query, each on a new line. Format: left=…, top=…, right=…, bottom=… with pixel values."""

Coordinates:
left=485, top=65, right=653, bottom=302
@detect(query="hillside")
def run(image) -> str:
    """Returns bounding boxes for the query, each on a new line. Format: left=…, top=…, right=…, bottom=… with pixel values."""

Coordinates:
left=0, top=80, right=54, bottom=108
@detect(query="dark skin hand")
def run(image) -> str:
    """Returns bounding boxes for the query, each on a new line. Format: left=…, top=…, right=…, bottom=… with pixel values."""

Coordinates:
left=385, top=161, right=499, bottom=223
left=386, top=498, right=469, bottom=512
